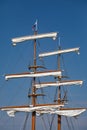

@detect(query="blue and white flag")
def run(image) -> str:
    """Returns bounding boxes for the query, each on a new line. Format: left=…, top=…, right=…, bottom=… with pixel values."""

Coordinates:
left=32, top=20, right=38, bottom=31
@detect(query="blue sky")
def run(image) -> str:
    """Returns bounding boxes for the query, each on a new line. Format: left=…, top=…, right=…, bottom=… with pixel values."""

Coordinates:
left=0, top=0, right=87, bottom=130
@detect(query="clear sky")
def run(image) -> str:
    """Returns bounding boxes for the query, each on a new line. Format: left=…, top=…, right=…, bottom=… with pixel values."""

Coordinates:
left=0, top=0, right=87, bottom=130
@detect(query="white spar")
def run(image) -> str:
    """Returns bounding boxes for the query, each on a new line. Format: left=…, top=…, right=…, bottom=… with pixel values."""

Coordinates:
left=34, top=80, right=83, bottom=89
left=12, top=32, right=58, bottom=46
left=39, top=47, right=80, bottom=58
left=5, top=70, right=61, bottom=80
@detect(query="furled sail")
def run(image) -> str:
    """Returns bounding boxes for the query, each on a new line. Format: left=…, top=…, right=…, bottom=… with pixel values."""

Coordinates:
left=5, top=70, right=61, bottom=80
left=0, top=104, right=63, bottom=117
left=36, top=108, right=86, bottom=117
left=12, top=32, right=58, bottom=46
left=34, top=80, right=83, bottom=89
left=39, top=47, right=80, bottom=58
left=0, top=105, right=86, bottom=117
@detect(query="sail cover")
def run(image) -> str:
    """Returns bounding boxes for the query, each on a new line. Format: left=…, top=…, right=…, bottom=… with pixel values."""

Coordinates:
left=39, top=47, right=80, bottom=58
left=12, top=32, right=57, bottom=46
left=0, top=106, right=86, bottom=117
left=34, top=80, right=83, bottom=89
left=5, top=70, right=61, bottom=80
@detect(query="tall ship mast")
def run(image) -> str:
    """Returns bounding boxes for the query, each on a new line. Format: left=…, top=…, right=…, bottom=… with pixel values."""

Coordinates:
left=0, top=21, right=86, bottom=130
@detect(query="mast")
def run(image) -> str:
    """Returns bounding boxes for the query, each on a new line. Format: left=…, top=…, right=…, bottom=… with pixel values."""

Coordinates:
left=57, top=43, right=61, bottom=130
left=32, top=30, right=37, bottom=130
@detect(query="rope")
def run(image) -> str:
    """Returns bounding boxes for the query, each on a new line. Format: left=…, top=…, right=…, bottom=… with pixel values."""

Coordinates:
left=65, top=117, right=72, bottom=130
left=70, top=118, right=75, bottom=130
left=49, top=115, right=55, bottom=130
left=41, top=116, right=48, bottom=130
left=37, top=40, right=47, bottom=68
left=22, top=113, right=30, bottom=130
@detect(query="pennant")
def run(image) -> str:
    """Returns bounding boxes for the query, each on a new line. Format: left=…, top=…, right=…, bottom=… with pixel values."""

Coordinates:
left=32, top=20, right=38, bottom=31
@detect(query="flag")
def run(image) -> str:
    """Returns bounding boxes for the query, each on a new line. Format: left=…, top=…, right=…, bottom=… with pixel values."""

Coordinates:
left=32, top=20, right=38, bottom=31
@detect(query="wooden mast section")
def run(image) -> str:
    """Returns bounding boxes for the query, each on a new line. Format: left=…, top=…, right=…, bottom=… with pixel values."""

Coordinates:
left=58, top=45, right=61, bottom=130
left=31, top=30, right=58, bottom=130
left=32, top=30, right=37, bottom=130
left=31, top=30, right=57, bottom=130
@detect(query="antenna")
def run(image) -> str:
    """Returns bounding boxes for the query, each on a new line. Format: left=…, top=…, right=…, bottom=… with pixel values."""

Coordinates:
left=59, top=37, right=61, bottom=47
